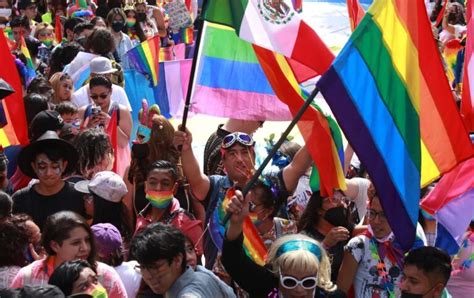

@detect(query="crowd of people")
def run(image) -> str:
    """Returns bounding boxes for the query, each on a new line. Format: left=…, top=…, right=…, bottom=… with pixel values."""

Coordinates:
left=0, top=0, right=472, bottom=297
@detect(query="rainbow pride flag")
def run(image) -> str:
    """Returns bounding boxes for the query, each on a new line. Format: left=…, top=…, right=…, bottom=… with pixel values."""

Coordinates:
left=253, top=45, right=345, bottom=196
left=317, top=0, right=474, bottom=250
left=126, top=35, right=160, bottom=86
left=443, top=39, right=463, bottom=84
left=0, top=29, right=29, bottom=147
left=19, top=35, right=36, bottom=86
left=462, top=0, right=474, bottom=132
left=209, top=188, right=268, bottom=265
left=191, top=22, right=291, bottom=121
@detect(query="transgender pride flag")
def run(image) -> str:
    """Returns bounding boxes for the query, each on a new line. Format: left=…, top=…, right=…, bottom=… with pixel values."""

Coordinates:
left=421, top=158, right=474, bottom=255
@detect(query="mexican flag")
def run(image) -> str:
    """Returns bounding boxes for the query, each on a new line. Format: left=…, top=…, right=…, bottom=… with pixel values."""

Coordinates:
left=204, top=0, right=334, bottom=75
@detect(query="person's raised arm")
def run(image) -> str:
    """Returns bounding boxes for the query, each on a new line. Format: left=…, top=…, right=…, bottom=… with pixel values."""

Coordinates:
left=282, top=145, right=312, bottom=193
left=336, top=250, right=358, bottom=295
left=174, top=125, right=210, bottom=201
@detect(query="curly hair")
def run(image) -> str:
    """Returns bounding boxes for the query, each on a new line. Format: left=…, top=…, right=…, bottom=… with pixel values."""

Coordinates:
left=0, top=214, right=32, bottom=267
left=446, top=2, right=466, bottom=25
left=128, top=115, right=180, bottom=186
left=73, top=128, right=113, bottom=179
left=85, top=28, right=116, bottom=56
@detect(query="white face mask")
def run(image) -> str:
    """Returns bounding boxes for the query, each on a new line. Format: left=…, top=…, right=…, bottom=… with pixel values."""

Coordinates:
left=0, top=8, right=12, bottom=18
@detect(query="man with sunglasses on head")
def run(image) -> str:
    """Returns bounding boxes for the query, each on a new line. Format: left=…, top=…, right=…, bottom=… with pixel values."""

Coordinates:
left=174, top=127, right=312, bottom=270
left=70, top=56, right=131, bottom=111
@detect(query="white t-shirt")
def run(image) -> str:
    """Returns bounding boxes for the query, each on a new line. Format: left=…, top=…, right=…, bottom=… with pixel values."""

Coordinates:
left=114, top=261, right=141, bottom=298
left=346, top=233, right=402, bottom=298
left=72, top=84, right=132, bottom=111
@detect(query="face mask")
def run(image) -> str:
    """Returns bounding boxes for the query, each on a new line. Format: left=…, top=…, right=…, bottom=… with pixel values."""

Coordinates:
left=0, top=8, right=12, bottom=18
left=400, top=292, right=423, bottom=298
left=146, top=190, right=173, bottom=209
left=42, top=38, right=53, bottom=47
left=111, top=21, right=124, bottom=32
left=324, top=206, right=349, bottom=228
left=90, top=285, right=108, bottom=298
left=136, top=12, right=146, bottom=22
left=126, top=17, right=136, bottom=27
left=131, top=142, right=149, bottom=159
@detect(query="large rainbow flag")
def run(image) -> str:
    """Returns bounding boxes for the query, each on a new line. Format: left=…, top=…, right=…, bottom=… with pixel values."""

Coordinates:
left=191, top=22, right=291, bottom=121
left=19, top=35, right=37, bottom=86
left=0, top=29, right=29, bottom=147
left=317, top=0, right=474, bottom=250
left=126, top=35, right=161, bottom=86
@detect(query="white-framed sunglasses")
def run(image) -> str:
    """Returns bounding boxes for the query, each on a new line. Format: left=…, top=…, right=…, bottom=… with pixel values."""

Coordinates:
left=279, top=269, right=318, bottom=290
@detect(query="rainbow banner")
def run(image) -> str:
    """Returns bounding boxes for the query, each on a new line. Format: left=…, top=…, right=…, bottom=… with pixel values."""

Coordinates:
left=443, top=39, right=463, bottom=84
left=317, top=0, right=474, bottom=250
left=191, top=22, right=291, bottom=121
left=253, top=45, right=345, bottom=196
left=20, top=35, right=36, bottom=86
left=0, top=29, right=29, bottom=147
left=126, top=35, right=160, bottom=86
left=209, top=188, right=268, bottom=265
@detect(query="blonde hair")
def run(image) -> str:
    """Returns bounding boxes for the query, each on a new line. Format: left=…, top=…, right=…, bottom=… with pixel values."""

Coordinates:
left=34, top=22, right=54, bottom=39
left=267, top=234, right=335, bottom=292
left=49, top=72, right=73, bottom=104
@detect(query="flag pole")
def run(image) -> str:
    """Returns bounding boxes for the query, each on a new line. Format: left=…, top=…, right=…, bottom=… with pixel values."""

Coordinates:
left=222, top=86, right=320, bottom=225
left=180, top=0, right=208, bottom=132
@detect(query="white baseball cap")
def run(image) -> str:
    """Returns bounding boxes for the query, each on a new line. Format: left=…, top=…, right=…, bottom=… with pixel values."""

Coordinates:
left=90, top=57, right=118, bottom=75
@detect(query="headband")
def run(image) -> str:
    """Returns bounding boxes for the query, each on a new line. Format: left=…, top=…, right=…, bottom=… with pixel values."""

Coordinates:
left=276, top=240, right=322, bottom=262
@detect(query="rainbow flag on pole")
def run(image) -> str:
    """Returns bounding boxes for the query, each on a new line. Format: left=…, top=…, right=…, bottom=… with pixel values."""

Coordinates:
left=317, top=0, right=474, bottom=250
left=253, top=45, right=345, bottom=196
left=126, top=35, right=160, bottom=86
left=209, top=188, right=268, bottom=265
left=19, top=35, right=36, bottom=86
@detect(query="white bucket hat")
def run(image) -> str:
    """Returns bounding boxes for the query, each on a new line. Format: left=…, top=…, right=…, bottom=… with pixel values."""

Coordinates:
left=90, top=57, right=118, bottom=75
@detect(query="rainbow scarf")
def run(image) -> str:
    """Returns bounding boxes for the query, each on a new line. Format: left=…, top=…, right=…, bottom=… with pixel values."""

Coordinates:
left=19, top=35, right=36, bottom=85
left=126, top=35, right=160, bottom=86
left=145, top=190, right=173, bottom=209
left=209, top=188, right=268, bottom=266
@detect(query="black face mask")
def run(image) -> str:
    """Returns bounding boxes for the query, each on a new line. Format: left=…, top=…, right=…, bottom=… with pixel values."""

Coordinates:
left=324, top=206, right=349, bottom=228
left=132, top=142, right=149, bottom=159
left=136, top=12, right=146, bottom=22
left=400, top=291, right=423, bottom=298
left=111, top=21, right=125, bottom=32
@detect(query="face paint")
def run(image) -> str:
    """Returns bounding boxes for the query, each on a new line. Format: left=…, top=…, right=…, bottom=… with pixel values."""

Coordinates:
left=249, top=211, right=264, bottom=227
left=35, top=158, right=63, bottom=177
left=145, top=190, right=173, bottom=209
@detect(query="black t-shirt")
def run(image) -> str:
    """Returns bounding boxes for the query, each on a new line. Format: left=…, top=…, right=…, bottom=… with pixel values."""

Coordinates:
left=12, top=181, right=86, bottom=230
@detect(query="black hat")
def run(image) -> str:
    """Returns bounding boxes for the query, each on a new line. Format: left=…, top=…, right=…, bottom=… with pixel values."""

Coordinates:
left=18, top=0, right=36, bottom=10
left=29, top=110, right=65, bottom=141
left=18, top=130, right=78, bottom=178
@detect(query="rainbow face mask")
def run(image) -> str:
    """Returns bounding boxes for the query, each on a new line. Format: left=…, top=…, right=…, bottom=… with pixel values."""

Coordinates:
left=41, top=38, right=53, bottom=47
left=249, top=212, right=264, bottom=227
left=146, top=190, right=173, bottom=209
left=70, top=284, right=108, bottom=298
left=127, top=17, right=136, bottom=27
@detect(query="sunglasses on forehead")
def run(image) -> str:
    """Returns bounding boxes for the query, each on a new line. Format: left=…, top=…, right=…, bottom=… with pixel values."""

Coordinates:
left=222, top=132, right=255, bottom=149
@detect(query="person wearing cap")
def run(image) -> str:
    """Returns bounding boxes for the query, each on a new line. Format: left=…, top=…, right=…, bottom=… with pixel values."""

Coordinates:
left=75, top=171, right=132, bottom=240
left=12, top=131, right=86, bottom=229
left=174, top=128, right=312, bottom=270
left=71, top=56, right=131, bottom=110
left=91, top=223, right=142, bottom=298
left=29, top=110, right=66, bottom=141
